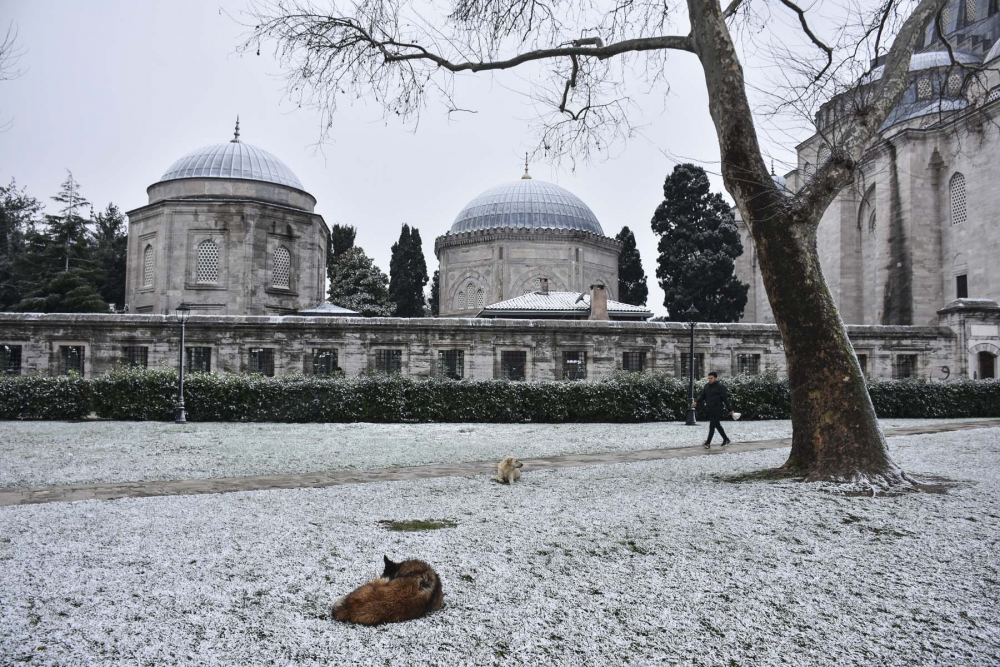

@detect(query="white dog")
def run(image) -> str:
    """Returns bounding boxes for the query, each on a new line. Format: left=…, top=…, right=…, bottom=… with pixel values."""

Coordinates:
left=495, top=456, right=524, bottom=484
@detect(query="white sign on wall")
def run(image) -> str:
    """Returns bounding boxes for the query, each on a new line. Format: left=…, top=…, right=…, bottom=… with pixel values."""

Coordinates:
left=970, top=325, right=999, bottom=338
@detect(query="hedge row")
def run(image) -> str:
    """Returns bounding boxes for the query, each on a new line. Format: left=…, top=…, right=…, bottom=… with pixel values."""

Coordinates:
left=2, top=367, right=999, bottom=422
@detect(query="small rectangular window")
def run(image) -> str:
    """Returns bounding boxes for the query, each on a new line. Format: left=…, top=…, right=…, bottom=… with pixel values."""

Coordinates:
left=500, top=351, right=527, bottom=381
left=956, top=274, right=968, bottom=299
left=59, top=346, right=85, bottom=376
left=437, top=349, right=464, bottom=379
left=857, top=354, right=869, bottom=377
left=562, top=351, right=587, bottom=381
left=622, top=350, right=646, bottom=373
left=736, top=353, right=761, bottom=375
left=186, top=347, right=212, bottom=373
left=248, top=347, right=275, bottom=376
left=2, top=344, right=22, bottom=376
left=498, top=247, right=504, bottom=260
left=374, top=349, right=402, bottom=375
left=680, top=353, right=705, bottom=379
left=894, top=354, right=918, bottom=379
left=311, top=348, right=340, bottom=376
left=121, top=346, right=149, bottom=368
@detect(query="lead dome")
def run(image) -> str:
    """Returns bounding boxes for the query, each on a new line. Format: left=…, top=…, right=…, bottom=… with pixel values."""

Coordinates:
left=449, top=178, right=604, bottom=236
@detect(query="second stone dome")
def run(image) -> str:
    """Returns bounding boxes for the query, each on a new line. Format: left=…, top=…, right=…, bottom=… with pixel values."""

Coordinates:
left=449, top=178, right=604, bottom=236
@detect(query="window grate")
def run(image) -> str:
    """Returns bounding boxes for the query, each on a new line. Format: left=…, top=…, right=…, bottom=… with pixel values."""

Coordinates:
left=894, top=354, right=918, bottom=379
left=466, top=282, right=475, bottom=309
left=987, top=86, right=1000, bottom=103
left=272, top=247, right=291, bottom=289
left=456, top=291, right=465, bottom=310
left=59, top=346, right=85, bottom=376
left=966, top=0, right=977, bottom=21
left=737, top=353, right=761, bottom=375
left=857, top=354, right=869, bottom=377
left=438, top=349, right=464, bottom=379
left=142, top=245, right=155, bottom=287
left=500, top=351, right=526, bottom=380
left=1, top=344, right=22, bottom=376
left=917, top=78, right=932, bottom=99
left=196, top=240, right=220, bottom=283
left=374, top=349, right=402, bottom=374
left=122, top=346, right=148, bottom=368
left=248, top=347, right=275, bottom=376
left=562, top=351, right=587, bottom=381
left=680, top=353, right=705, bottom=379
left=622, top=351, right=646, bottom=373
left=186, top=347, right=212, bottom=373
left=956, top=274, right=968, bottom=299
left=475, top=289, right=485, bottom=308
left=950, top=172, right=967, bottom=225
left=311, top=348, right=339, bottom=376
left=947, top=72, right=963, bottom=96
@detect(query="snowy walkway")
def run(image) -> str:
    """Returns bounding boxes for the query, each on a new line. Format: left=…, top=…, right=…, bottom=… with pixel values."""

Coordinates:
left=2, top=418, right=997, bottom=507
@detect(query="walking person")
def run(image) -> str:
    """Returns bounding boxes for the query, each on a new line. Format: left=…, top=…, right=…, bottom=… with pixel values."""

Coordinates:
left=692, top=371, right=735, bottom=449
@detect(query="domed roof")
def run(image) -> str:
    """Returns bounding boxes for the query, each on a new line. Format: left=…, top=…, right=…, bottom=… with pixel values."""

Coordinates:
left=158, top=120, right=304, bottom=190
left=450, top=173, right=604, bottom=236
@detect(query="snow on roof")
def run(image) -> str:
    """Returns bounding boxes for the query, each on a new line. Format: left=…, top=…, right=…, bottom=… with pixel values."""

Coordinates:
left=295, top=302, right=361, bottom=316
left=479, top=291, right=651, bottom=319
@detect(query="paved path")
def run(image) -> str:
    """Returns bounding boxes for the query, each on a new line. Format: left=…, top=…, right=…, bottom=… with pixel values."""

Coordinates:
left=2, top=419, right=998, bottom=507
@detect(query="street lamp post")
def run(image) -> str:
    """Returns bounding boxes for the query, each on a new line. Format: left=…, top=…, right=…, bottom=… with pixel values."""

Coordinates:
left=175, top=303, right=191, bottom=424
left=684, top=304, right=700, bottom=426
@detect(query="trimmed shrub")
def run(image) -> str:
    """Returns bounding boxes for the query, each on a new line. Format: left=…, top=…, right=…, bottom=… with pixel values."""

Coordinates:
left=90, top=366, right=178, bottom=420
left=0, top=374, right=90, bottom=420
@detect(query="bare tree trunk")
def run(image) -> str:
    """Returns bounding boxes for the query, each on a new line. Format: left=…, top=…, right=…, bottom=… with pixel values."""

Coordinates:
left=688, top=0, right=905, bottom=484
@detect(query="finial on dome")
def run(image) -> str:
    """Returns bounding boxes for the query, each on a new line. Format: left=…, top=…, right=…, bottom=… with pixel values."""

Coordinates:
left=232, top=116, right=241, bottom=143
left=522, top=152, right=532, bottom=180
left=770, top=159, right=775, bottom=176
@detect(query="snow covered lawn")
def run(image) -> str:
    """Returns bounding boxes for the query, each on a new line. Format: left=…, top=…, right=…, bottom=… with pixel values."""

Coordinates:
left=0, top=418, right=985, bottom=488
left=1, top=427, right=998, bottom=666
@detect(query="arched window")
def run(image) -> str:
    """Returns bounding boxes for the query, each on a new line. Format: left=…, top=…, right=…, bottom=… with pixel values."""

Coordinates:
left=941, top=4, right=953, bottom=31
left=142, top=244, right=154, bottom=287
left=950, top=172, right=967, bottom=225
left=966, top=0, right=977, bottom=22
left=455, top=291, right=465, bottom=310
left=858, top=186, right=876, bottom=233
left=272, top=246, right=291, bottom=288
left=947, top=72, right=963, bottom=95
left=917, top=77, right=933, bottom=99
left=818, top=145, right=830, bottom=167
left=196, top=240, right=219, bottom=284
left=475, top=288, right=485, bottom=308
left=465, top=282, right=475, bottom=309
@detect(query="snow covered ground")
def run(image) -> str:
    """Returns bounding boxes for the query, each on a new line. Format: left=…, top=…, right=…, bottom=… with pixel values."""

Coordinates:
left=0, top=418, right=986, bottom=488
left=1, top=427, right=998, bottom=666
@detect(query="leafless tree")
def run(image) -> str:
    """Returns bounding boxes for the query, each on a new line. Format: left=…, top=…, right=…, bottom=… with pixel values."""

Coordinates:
left=0, top=22, right=25, bottom=132
left=243, top=0, right=953, bottom=489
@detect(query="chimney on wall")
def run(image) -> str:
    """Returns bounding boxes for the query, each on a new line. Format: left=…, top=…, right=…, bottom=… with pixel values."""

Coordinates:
left=589, top=284, right=609, bottom=320
left=539, top=277, right=549, bottom=295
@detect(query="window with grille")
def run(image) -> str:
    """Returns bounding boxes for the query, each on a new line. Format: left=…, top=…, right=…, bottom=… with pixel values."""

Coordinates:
left=917, top=78, right=932, bottom=99
left=374, top=349, right=402, bottom=374
left=894, top=354, right=918, bottom=379
left=737, top=353, right=761, bottom=375
left=186, top=347, right=212, bottom=373
left=474, top=289, right=485, bottom=309
left=500, top=351, right=527, bottom=380
left=988, top=86, right=1000, bottom=103
left=966, top=0, right=977, bottom=21
left=311, top=348, right=340, bottom=376
left=991, top=0, right=999, bottom=16
left=947, top=72, right=963, bottom=96
left=438, top=349, right=464, bottom=379
left=818, top=145, right=830, bottom=167
left=272, top=247, right=291, bottom=289
left=857, top=354, right=869, bottom=377
left=956, top=274, right=969, bottom=299
left=950, top=172, right=967, bottom=225
left=59, top=345, right=85, bottom=376
left=680, top=353, right=705, bottom=379
left=456, top=291, right=465, bottom=310
left=122, top=346, right=148, bottom=368
left=622, top=351, right=646, bottom=373
left=498, top=247, right=504, bottom=260
left=941, top=5, right=952, bottom=31
left=196, top=240, right=220, bottom=283
left=248, top=347, right=275, bottom=376
left=1, top=344, right=22, bottom=376
left=465, top=282, right=475, bottom=309
left=562, top=351, right=587, bottom=381
left=142, top=244, right=155, bottom=287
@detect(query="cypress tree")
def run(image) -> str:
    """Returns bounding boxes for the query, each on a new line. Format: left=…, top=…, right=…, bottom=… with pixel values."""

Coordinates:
left=92, top=203, right=128, bottom=310
left=428, top=269, right=440, bottom=316
left=0, top=179, right=42, bottom=310
left=651, top=163, right=748, bottom=322
left=388, top=223, right=428, bottom=317
left=615, top=226, right=648, bottom=306
left=326, top=223, right=357, bottom=289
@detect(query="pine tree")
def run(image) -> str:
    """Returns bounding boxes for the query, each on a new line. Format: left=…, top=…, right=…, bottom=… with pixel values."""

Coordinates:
left=0, top=179, right=42, bottom=310
left=651, top=163, right=748, bottom=322
left=325, top=223, right=357, bottom=289
left=388, top=223, right=428, bottom=317
left=92, top=203, right=128, bottom=310
left=428, top=269, right=440, bottom=316
left=327, top=246, right=393, bottom=316
left=12, top=270, right=109, bottom=313
left=47, top=171, right=92, bottom=274
left=615, top=226, right=648, bottom=306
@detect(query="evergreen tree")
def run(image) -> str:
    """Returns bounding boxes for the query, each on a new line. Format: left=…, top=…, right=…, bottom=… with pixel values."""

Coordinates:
left=325, top=223, right=357, bottom=288
left=428, top=269, right=440, bottom=316
left=327, top=246, right=393, bottom=316
left=651, top=163, right=748, bottom=322
left=12, top=270, right=109, bottom=313
left=0, top=179, right=42, bottom=310
left=92, top=203, right=128, bottom=310
left=46, top=171, right=92, bottom=274
left=615, top=226, right=648, bottom=306
left=388, top=223, right=428, bottom=317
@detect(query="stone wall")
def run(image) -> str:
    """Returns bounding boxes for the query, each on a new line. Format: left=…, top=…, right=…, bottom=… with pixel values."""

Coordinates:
left=0, top=313, right=959, bottom=382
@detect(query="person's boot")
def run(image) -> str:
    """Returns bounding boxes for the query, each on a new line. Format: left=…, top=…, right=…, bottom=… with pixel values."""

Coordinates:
left=702, top=441, right=711, bottom=450
left=721, top=439, right=732, bottom=447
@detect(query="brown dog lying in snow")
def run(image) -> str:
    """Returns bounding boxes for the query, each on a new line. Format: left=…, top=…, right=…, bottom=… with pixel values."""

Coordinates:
left=332, top=555, right=443, bottom=626
left=495, top=456, right=523, bottom=484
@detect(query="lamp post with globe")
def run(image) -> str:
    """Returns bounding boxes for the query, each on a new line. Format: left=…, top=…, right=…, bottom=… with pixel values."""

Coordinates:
left=685, top=304, right=700, bottom=426
left=175, top=303, right=191, bottom=424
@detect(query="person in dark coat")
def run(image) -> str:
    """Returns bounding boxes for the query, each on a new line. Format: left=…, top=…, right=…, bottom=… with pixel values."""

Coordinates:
left=692, top=371, right=734, bottom=449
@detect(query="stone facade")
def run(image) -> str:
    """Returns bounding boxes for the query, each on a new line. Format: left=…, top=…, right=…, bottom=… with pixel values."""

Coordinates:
left=435, top=229, right=621, bottom=317
left=0, top=312, right=967, bottom=382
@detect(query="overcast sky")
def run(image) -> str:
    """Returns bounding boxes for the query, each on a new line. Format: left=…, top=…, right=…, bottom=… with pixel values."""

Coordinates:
left=1, top=0, right=814, bottom=315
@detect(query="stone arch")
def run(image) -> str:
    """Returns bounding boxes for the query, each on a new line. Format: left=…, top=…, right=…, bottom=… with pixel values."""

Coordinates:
left=447, top=269, right=489, bottom=312
left=970, top=342, right=1000, bottom=355
left=511, top=268, right=565, bottom=296
left=952, top=253, right=968, bottom=270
